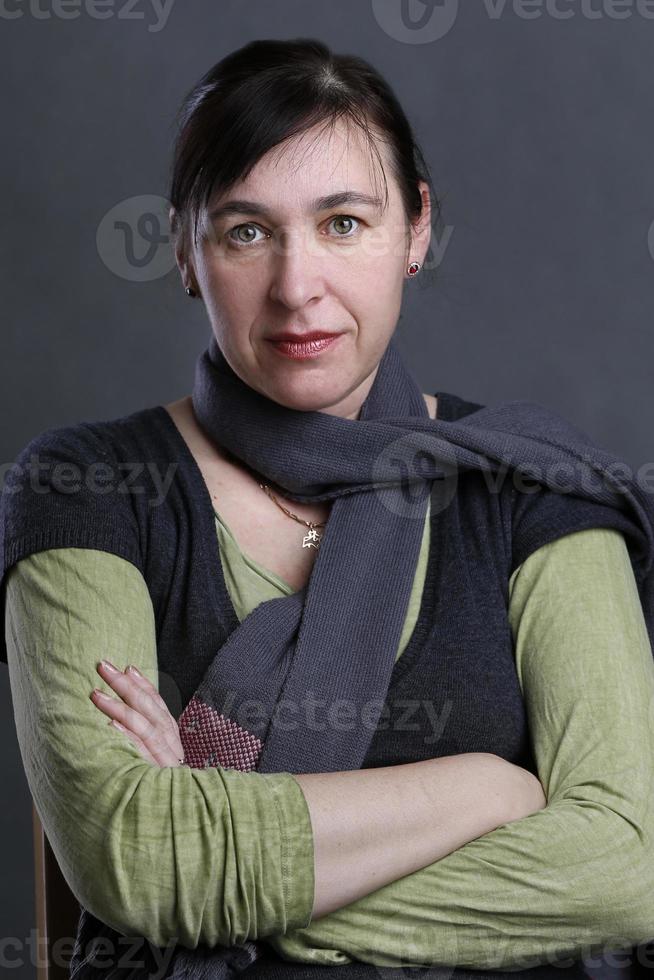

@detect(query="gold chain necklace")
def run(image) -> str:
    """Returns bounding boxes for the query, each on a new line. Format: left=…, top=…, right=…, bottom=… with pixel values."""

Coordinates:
left=258, top=482, right=328, bottom=550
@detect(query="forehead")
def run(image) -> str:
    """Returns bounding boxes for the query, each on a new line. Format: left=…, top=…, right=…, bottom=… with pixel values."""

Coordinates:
left=210, top=117, right=396, bottom=215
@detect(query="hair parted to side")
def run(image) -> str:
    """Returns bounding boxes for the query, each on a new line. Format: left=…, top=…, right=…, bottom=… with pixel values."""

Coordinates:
left=167, top=37, right=444, bottom=288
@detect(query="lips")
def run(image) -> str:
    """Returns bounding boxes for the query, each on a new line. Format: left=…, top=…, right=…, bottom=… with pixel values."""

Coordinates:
left=267, top=330, right=341, bottom=342
left=267, top=333, right=344, bottom=360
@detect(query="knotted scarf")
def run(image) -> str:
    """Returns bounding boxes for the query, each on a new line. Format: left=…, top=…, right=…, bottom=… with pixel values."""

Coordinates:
left=163, top=332, right=654, bottom=978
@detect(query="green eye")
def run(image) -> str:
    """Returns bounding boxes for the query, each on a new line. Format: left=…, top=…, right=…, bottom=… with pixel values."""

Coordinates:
left=228, top=223, right=265, bottom=247
left=330, top=215, right=360, bottom=236
left=226, top=214, right=361, bottom=250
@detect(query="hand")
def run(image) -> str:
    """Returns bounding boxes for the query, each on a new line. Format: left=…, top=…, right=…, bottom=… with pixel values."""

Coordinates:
left=90, top=660, right=186, bottom=768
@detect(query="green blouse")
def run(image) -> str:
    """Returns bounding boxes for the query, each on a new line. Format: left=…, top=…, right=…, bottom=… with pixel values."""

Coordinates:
left=4, top=500, right=654, bottom=971
left=214, top=499, right=431, bottom=662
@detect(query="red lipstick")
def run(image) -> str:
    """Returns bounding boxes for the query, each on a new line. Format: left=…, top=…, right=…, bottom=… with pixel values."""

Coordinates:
left=267, top=331, right=344, bottom=360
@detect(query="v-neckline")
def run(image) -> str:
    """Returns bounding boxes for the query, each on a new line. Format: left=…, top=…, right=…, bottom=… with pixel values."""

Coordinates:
left=212, top=505, right=296, bottom=595
left=152, top=396, right=446, bottom=682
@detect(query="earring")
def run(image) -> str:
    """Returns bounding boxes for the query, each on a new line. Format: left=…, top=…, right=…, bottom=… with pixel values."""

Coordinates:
left=407, top=262, right=421, bottom=277
left=185, top=286, right=197, bottom=298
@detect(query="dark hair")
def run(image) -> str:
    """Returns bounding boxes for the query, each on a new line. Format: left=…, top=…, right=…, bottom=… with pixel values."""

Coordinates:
left=167, top=37, right=444, bottom=288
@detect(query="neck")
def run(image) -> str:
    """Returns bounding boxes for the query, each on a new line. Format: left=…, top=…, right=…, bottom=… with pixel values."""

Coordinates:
left=310, top=366, right=380, bottom=421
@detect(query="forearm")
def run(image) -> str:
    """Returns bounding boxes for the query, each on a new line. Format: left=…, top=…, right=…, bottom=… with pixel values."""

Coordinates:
left=269, top=529, right=654, bottom=970
left=294, top=751, right=533, bottom=919
left=268, top=796, right=653, bottom=971
left=4, top=549, right=314, bottom=950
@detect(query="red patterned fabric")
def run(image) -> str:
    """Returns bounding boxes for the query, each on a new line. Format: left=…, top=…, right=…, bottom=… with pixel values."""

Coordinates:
left=179, top=695, right=264, bottom=771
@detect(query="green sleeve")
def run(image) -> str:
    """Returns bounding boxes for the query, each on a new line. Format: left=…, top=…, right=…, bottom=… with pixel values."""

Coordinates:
left=266, top=527, right=654, bottom=971
left=3, top=547, right=315, bottom=951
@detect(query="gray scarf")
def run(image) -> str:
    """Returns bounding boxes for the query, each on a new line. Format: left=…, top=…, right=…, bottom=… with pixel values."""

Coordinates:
left=166, top=332, right=654, bottom=978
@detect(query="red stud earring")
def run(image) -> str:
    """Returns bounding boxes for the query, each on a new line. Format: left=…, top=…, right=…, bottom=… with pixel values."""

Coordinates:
left=407, top=262, right=421, bottom=277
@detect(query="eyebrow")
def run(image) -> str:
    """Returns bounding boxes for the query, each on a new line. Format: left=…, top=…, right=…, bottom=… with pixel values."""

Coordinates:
left=208, top=191, right=385, bottom=223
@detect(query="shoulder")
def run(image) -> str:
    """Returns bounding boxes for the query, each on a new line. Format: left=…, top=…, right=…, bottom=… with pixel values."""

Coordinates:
left=431, top=393, right=644, bottom=582
left=0, top=409, right=170, bottom=611
left=8, top=404, right=167, bottom=466
left=4, top=405, right=180, bottom=500
left=3, top=418, right=121, bottom=529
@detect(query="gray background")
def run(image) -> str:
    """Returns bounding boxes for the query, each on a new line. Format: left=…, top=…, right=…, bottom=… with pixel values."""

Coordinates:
left=1, top=1, right=653, bottom=976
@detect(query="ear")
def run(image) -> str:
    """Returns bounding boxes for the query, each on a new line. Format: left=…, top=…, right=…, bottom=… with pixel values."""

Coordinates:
left=169, top=206, right=197, bottom=290
left=408, top=180, right=432, bottom=268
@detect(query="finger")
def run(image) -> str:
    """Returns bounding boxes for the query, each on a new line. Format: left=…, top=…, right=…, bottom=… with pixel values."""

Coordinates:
left=90, top=689, right=181, bottom=767
left=110, top=718, right=185, bottom=768
left=95, top=662, right=180, bottom=749
left=113, top=663, right=173, bottom=718
left=108, top=719, right=159, bottom=766
left=94, top=661, right=184, bottom=764
left=123, top=665, right=173, bottom=717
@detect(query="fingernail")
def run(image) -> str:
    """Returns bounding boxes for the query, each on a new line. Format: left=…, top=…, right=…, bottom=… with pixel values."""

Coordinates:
left=126, top=665, right=143, bottom=678
left=100, top=660, right=119, bottom=673
left=92, top=689, right=110, bottom=700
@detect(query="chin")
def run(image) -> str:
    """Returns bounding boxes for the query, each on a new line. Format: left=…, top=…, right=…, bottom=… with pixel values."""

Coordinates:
left=266, top=376, right=352, bottom=414
left=273, top=390, right=338, bottom=413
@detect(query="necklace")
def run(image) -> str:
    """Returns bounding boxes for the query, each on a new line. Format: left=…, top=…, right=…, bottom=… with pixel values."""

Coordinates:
left=259, top=482, right=328, bottom=550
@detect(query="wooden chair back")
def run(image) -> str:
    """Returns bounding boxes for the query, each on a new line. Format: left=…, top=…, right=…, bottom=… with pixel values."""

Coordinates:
left=33, top=802, right=81, bottom=980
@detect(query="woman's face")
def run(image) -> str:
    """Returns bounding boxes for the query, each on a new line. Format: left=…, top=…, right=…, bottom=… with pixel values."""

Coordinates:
left=177, top=118, right=431, bottom=420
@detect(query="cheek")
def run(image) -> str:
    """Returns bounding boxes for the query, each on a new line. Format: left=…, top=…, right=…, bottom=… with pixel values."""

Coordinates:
left=358, top=223, right=406, bottom=271
left=354, top=253, right=406, bottom=302
left=202, top=265, right=261, bottom=315
left=343, top=262, right=404, bottom=313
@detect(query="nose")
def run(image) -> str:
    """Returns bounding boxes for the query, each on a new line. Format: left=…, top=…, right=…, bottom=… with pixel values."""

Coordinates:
left=267, top=228, right=325, bottom=310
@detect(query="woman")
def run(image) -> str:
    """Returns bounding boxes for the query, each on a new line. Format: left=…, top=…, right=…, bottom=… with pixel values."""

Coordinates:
left=2, top=38, right=654, bottom=980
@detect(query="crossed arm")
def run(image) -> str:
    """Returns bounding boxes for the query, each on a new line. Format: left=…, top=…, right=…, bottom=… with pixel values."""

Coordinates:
left=266, top=527, right=654, bottom=970
left=4, top=527, right=654, bottom=967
